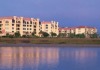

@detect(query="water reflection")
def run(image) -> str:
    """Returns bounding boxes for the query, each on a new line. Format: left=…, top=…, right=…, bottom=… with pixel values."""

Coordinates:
left=0, top=47, right=98, bottom=70
left=0, top=47, right=59, bottom=69
left=61, top=49, right=97, bottom=64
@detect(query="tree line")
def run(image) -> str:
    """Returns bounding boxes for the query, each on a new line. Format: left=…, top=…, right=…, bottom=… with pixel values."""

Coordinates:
left=0, top=31, right=99, bottom=38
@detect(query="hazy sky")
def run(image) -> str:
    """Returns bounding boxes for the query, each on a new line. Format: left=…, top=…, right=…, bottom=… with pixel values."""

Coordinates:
left=0, top=0, right=100, bottom=32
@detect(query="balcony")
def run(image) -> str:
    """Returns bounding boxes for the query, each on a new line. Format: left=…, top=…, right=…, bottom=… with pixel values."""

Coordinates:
left=16, top=28, right=20, bottom=30
left=16, top=24, right=20, bottom=27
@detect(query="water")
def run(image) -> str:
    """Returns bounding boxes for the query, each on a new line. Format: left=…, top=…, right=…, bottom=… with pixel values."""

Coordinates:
left=0, top=45, right=100, bottom=70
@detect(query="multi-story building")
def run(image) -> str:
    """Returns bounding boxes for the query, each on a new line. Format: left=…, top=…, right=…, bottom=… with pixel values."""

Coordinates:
left=75, top=26, right=97, bottom=34
left=59, top=26, right=97, bottom=37
left=40, top=21, right=59, bottom=36
left=0, top=16, right=40, bottom=36
left=59, top=27, right=71, bottom=37
left=0, top=16, right=97, bottom=38
left=75, top=26, right=97, bottom=37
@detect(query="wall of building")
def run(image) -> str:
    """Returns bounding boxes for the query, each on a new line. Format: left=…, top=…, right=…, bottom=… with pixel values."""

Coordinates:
left=0, top=16, right=40, bottom=36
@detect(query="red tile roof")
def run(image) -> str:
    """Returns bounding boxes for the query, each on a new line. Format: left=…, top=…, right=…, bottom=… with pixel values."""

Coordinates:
left=76, top=26, right=95, bottom=29
left=23, top=18, right=31, bottom=21
left=59, top=27, right=71, bottom=31
left=42, top=21, right=51, bottom=24
left=0, top=16, right=14, bottom=19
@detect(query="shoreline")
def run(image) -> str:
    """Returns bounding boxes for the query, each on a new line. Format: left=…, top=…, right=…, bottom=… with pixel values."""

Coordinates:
left=0, top=38, right=100, bottom=43
left=0, top=43, right=100, bottom=47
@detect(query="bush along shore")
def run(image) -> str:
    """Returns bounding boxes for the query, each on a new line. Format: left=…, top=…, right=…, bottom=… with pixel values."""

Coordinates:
left=0, top=38, right=100, bottom=44
left=0, top=31, right=100, bottom=44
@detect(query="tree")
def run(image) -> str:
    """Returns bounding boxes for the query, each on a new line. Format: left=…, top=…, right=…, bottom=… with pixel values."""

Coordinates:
left=22, top=35, right=27, bottom=38
left=75, top=34, right=85, bottom=38
left=0, top=31, right=2, bottom=37
left=69, top=33, right=75, bottom=38
left=14, top=32, right=20, bottom=38
left=32, top=32, right=35, bottom=36
left=90, top=33, right=98, bottom=38
left=6, top=33, right=10, bottom=37
left=58, top=33, right=67, bottom=37
left=42, top=32, right=49, bottom=37
left=51, top=32, right=57, bottom=37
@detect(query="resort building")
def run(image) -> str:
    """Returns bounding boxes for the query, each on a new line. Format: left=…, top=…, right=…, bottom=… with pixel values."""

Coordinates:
left=40, top=21, right=59, bottom=36
left=0, top=16, right=97, bottom=38
left=59, top=26, right=97, bottom=38
left=59, top=27, right=71, bottom=37
left=0, top=16, right=40, bottom=36
left=75, top=26, right=97, bottom=34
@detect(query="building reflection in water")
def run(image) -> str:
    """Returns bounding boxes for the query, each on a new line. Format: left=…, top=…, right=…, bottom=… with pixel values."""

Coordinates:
left=0, top=47, right=98, bottom=70
left=0, top=47, right=59, bottom=69
left=61, top=49, right=97, bottom=64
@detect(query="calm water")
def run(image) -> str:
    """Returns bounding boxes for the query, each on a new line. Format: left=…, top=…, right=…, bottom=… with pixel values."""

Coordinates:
left=0, top=45, right=100, bottom=70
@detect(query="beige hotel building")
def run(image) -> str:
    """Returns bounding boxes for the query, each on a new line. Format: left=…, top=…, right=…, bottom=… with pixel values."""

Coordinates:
left=40, top=21, right=59, bottom=35
left=0, top=16, right=59, bottom=36
left=59, top=26, right=97, bottom=37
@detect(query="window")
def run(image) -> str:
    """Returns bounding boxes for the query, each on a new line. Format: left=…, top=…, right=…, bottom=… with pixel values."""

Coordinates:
left=27, top=25, right=29, bottom=27
left=12, top=27, right=14, bottom=29
left=34, top=29, right=36, bottom=31
left=12, top=24, right=14, bottom=26
left=30, top=28, right=31, bottom=30
left=46, top=27, right=48, bottom=29
left=12, top=31, right=14, bottom=32
left=46, top=24, right=48, bottom=29
left=23, top=28, right=26, bottom=30
left=27, top=22, right=29, bottom=24
left=0, top=21, right=2, bottom=23
left=12, top=19, right=15, bottom=23
left=30, top=21, right=32, bottom=24
left=46, top=24, right=48, bottom=26
left=18, top=21, right=20, bottom=23
left=5, top=21, right=9, bottom=23
left=16, top=24, right=20, bottom=26
left=35, top=22, right=36, bottom=25
left=34, top=26, right=36, bottom=28
left=23, top=25, right=26, bottom=27
left=16, top=28, right=20, bottom=30
left=0, top=24, right=2, bottom=27
left=23, top=20, right=26, bottom=23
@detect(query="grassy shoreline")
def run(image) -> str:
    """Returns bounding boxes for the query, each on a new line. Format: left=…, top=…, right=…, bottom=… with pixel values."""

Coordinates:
left=0, top=38, right=100, bottom=45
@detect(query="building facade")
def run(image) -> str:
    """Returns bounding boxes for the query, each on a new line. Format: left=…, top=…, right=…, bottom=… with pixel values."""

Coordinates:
left=59, top=26, right=97, bottom=38
left=75, top=26, right=97, bottom=37
left=0, top=16, right=40, bottom=36
left=40, top=21, right=59, bottom=36
left=0, top=16, right=97, bottom=38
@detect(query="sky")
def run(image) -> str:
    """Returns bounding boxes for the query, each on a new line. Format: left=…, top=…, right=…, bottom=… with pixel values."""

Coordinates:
left=0, top=0, right=100, bottom=32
